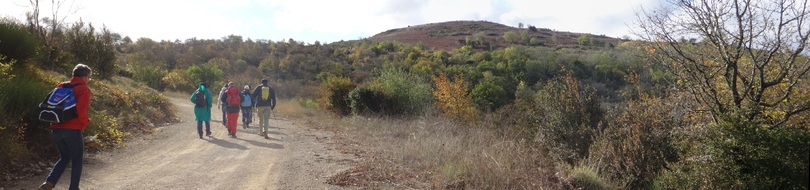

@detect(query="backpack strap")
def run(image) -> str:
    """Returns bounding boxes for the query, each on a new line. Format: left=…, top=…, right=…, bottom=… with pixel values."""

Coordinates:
left=60, top=82, right=82, bottom=89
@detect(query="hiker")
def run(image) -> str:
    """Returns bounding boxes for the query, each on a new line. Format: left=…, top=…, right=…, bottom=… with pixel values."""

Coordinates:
left=221, top=82, right=241, bottom=137
left=240, top=85, right=253, bottom=129
left=251, top=78, right=276, bottom=139
left=40, top=64, right=93, bottom=190
left=190, top=82, right=213, bottom=139
left=217, top=83, right=228, bottom=126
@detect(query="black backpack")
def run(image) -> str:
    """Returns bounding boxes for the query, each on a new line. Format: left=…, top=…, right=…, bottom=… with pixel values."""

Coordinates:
left=39, top=83, right=79, bottom=123
left=194, top=90, right=207, bottom=107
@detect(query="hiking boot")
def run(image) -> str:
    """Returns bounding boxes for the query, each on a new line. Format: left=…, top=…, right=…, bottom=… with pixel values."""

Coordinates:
left=39, top=182, right=54, bottom=190
left=206, top=132, right=212, bottom=136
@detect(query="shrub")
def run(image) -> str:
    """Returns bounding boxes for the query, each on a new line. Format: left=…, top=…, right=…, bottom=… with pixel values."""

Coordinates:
left=83, top=109, right=122, bottom=148
left=565, top=166, right=613, bottom=190
left=318, top=75, right=354, bottom=116
left=0, top=59, right=34, bottom=173
left=64, top=21, right=117, bottom=79
left=657, top=114, right=810, bottom=189
left=0, top=66, right=59, bottom=176
left=503, top=31, right=519, bottom=44
left=0, top=68, right=54, bottom=122
left=532, top=70, right=603, bottom=165
left=431, top=72, right=479, bottom=123
left=162, top=69, right=195, bottom=92
left=0, top=20, right=40, bottom=64
left=130, top=89, right=176, bottom=124
left=132, top=65, right=168, bottom=91
left=348, top=84, right=393, bottom=116
left=0, top=55, right=14, bottom=81
left=587, top=94, right=680, bottom=189
left=471, top=80, right=508, bottom=111
left=186, top=62, right=224, bottom=87
left=375, top=68, right=433, bottom=117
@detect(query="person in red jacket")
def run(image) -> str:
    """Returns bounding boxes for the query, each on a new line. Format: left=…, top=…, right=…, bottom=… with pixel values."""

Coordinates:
left=39, top=64, right=92, bottom=190
left=220, top=82, right=241, bottom=138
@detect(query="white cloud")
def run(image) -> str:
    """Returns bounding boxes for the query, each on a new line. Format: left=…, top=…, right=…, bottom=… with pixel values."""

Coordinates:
left=269, top=0, right=394, bottom=34
left=77, top=0, right=247, bottom=41
left=1, top=0, right=659, bottom=43
left=498, top=0, right=652, bottom=37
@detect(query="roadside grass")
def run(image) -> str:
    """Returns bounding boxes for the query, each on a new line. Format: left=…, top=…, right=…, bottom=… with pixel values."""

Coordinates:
left=299, top=110, right=561, bottom=189
left=161, top=90, right=194, bottom=99
left=564, top=165, right=614, bottom=190
left=273, top=98, right=319, bottom=119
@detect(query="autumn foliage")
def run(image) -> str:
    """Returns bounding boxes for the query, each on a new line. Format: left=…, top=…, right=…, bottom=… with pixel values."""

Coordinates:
left=431, top=72, right=479, bottom=123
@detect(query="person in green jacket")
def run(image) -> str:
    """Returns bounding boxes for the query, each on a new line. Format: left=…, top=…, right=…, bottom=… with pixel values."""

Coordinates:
left=190, top=82, right=214, bottom=139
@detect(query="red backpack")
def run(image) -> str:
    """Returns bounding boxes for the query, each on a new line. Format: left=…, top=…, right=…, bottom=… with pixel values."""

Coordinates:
left=226, top=87, right=241, bottom=107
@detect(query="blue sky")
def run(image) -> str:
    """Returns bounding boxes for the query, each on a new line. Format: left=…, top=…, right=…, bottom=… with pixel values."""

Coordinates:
left=1, top=0, right=660, bottom=44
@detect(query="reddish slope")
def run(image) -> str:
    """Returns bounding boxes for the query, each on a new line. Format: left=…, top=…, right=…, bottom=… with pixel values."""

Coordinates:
left=368, top=20, right=624, bottom=51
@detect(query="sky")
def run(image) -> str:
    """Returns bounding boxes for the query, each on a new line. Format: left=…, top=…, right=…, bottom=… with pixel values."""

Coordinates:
left=1, top=0, right=662, bottom=44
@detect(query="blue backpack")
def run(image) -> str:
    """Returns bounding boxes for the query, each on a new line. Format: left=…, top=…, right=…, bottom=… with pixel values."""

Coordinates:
left=241, top=93, right=252, bottom=107
left=39, top=83, right=79, bottom=123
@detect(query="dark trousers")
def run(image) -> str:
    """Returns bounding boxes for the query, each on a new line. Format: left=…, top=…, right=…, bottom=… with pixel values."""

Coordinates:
left=197, top=121, right=211, bottom=137
left=241, top=107, right=252, bottom=124
left=45, top=128, right=84, bottom=190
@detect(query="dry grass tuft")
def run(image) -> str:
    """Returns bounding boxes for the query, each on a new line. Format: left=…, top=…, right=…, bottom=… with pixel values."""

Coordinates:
left=305, top=111, right=562, bottom=189
left=273, top=99, right=319, bottom=119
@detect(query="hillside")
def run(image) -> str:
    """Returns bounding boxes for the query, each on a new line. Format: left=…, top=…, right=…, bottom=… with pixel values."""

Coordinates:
left=368, top=20, right=624, bottom=50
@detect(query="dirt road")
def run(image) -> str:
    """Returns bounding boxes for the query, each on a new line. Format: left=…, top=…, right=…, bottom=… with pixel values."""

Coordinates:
left=5, top=96, right=358, bottom=190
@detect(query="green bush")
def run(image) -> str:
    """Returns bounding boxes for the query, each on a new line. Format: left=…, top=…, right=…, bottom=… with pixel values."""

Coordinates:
left=187, top=62, right=224, bottom=87
left=64, top=21, right=117, bottom=79
left=566, top=166, right=613, bottom=190
left=298, top=98, right=319, bottom=108
left=532, top=71, right=603, bottom=165
left=0, top=66, right=58, bottom=174
left=318, top=75, right=354, bottom=116
left=131, top=90, right=176, bottom=124
left=162, top=69, right=195, bottom=92
left=132, top=65, right=168, bottom=91
left=0, top=20, right=40, bottom=64
left=657, top=114, right=810, bottom=189
left=348, top=84, right=394, bottom=116
left=91, top=79, right=134, bottom=116
left=83, top=109, right=122, bottom=148
left=0, top=69, right=54, bottom=121
left=0, top=55, right=14, bottom=81
left=374, top=68, right=433, bottom=117
left=471, top=80, right=508, bottom=111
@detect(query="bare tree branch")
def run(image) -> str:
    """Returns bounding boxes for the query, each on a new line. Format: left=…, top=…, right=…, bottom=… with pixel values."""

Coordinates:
left=635, top=0, right=810, bottom=128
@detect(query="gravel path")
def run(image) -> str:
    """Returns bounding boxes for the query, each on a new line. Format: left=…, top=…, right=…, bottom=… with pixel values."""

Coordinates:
left=5, top=96, right=358, bottom=190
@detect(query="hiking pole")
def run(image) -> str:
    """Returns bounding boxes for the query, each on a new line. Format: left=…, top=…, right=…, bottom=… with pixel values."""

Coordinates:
left=271, top=108, right=276, bottom=130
